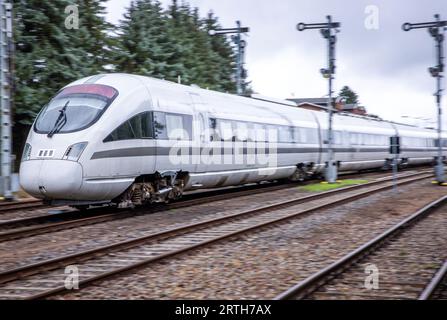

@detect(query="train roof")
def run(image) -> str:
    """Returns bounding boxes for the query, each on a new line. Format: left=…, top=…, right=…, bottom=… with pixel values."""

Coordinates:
left=70, top=73, right=442, bottom=137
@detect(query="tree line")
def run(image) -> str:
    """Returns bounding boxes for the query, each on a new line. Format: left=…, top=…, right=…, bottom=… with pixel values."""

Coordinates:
left=12, top=0, right=239, bottom=163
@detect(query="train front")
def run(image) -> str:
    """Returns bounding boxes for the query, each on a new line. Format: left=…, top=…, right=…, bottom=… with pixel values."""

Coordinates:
left=19, top=81, right=119, bottom=205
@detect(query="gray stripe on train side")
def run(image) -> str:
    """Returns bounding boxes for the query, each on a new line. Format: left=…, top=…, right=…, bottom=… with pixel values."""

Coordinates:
left=90, top=146, right=439, bottom=160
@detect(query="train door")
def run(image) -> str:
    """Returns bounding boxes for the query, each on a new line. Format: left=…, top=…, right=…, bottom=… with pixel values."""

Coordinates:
left=188, top=93, right=210, bottom=173
left=153, top=97, right=195, bottom=174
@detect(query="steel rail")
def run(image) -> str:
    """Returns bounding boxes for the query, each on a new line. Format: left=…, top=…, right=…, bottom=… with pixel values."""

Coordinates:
left=0, top=181, right=296, bottom=242
left=419, top=260, right=447, bottom=300
left=0, top=171, right=429, bottom=242
left=0, top=167, right=429, bottom=214
left=0, top=200, right=46, bottom=213
left=274, top=194, right=447, bottom=300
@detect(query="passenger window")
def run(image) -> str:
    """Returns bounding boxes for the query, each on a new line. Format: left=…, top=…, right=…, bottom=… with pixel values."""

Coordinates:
left=105, top=121, right=134, bottom=142
left=304, top=128, right=318, bottom=144
left=299, top=128, right=308, bottom=143
left=279, top=126, right=293, bottom=143
left=219, top=120, right=234, bottom=141
left=236, top=122, right=249, bottom=142
left=104, top=112, right=153, bottom=142
left=246, top=123, right=255, bottom=142
left=166, top=114, right=187, bottom=140
left=153, top=112, right=192, bottom=141
left=130, top=113, right=152, bottom=138
left=209, top=118, right=217, bottom=141
left=253, top=123, right=266, bottom=142
left=266, top=125, right=278, bottom=142
left=293, top=128, right=299, bottom=143
left=333, top=131, right=342, bottom=145
left=349, top=133, right=356, bottom=145
left=153, top=112, right=168, bottom=140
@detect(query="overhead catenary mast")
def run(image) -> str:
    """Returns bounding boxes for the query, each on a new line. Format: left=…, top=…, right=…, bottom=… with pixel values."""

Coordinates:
left=0, top=0, right=13, bottom=200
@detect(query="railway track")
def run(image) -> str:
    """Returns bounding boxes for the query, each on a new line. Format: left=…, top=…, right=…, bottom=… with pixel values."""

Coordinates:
left=0, top=171, right=427, bottom=242
left=0, top=199, right=46, bottom=213
left=0, top=181, right=296, bottom=242
left=419, top=260, right=447, bottom=300
left=275, top=195, right=447, bottom=300
left=0, top=180, right=296, bottom=217
left=0, top=167, right=428, bottom=216
left=0, top=171, right=432, bottom=299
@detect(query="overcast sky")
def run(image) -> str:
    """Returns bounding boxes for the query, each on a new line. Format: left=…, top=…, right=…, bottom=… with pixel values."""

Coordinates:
left=105, top=0, right=447, bottom=126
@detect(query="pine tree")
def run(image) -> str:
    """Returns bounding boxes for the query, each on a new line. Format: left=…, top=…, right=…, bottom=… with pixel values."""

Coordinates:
left=13, top=0, right=112, bottom=163
left=167, top=1, right=237, bottom=92
left=167, top=1, right=204, bottom=85
left=14, top=0, right=112, bottom=125
left=115, top=0, right=184, bottom=80
left=338, top=86, right=359, bottom=104
left=75, top=0, right=115, bottom=74
left=203, top=11, right=236, bottom=93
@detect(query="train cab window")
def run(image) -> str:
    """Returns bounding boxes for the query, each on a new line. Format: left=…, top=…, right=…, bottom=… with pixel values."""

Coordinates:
left=35, top=84, right=118, bottom=135
left=104, top=112, right=153, bottom=142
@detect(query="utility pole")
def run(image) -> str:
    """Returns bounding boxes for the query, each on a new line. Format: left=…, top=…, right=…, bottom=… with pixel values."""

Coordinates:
left=0, top=0, right=13, bottom=200
left=208, top=21, right=250, bottom=95
left=403, top=15, right=447, bottom=185
left=297, top=15, right=341, bottom=183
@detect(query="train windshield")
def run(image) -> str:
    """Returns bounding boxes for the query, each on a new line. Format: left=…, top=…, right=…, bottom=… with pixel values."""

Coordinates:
left=34, top=84, right=118, bottom=134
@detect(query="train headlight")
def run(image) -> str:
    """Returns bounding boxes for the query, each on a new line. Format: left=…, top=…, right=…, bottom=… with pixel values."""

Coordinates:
left=21, top=143, right=32, bottom=162
left=63, top=142, right=88, bottom=162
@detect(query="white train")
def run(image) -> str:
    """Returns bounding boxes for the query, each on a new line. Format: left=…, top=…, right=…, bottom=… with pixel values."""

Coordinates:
left=19, top=73, right=444, bottom=209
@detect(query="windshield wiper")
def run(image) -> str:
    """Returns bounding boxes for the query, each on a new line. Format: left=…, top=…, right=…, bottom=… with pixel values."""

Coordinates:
left=47, top=101, right=69, bottom=138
